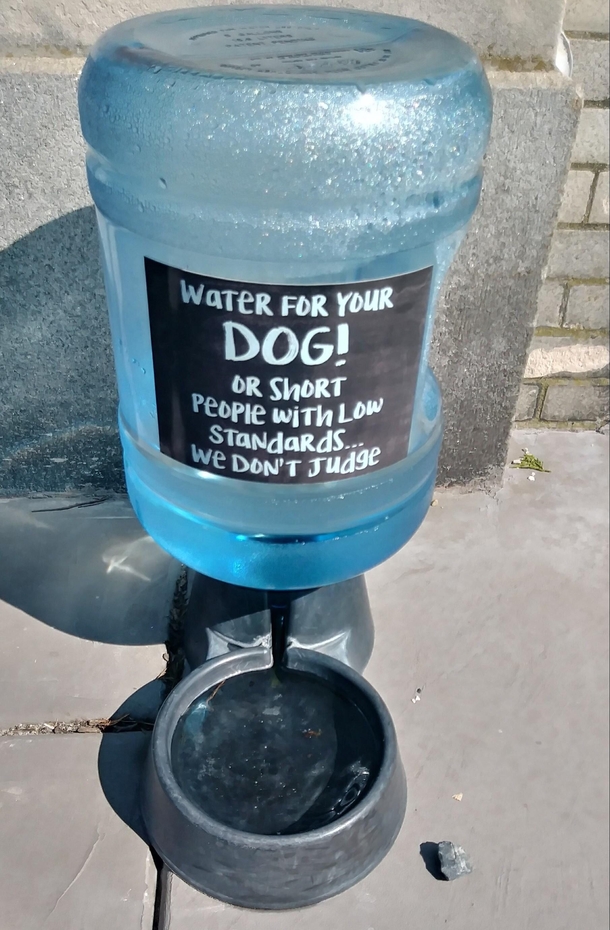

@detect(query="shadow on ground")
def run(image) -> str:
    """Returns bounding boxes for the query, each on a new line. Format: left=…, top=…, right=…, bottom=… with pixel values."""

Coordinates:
left=98, top=730, right=152, bottom=843
left=0, top=207, right=123, bottom=494
left=0, top=497, right=178, bottom=645
left=419, top=842, right=448, bottom=882
left=97, top=682, right=167, bottom=842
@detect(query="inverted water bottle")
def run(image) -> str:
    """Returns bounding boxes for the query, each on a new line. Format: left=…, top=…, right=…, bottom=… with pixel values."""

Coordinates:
left=78, top=6, right=492, bottom=590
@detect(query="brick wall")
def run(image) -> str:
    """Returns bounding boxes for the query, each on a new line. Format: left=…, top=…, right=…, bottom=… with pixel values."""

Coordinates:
left=517, top=0, right=609, bottom=429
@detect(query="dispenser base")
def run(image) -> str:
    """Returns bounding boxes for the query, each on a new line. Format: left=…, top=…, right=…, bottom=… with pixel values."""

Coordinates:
left=183, top=573, right=375, bottom=673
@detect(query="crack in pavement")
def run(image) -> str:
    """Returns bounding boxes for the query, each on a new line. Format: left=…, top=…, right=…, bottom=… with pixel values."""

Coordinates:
left=42, top=827, right=104, bottom=925
left=0, top=717, right=154, bottom=736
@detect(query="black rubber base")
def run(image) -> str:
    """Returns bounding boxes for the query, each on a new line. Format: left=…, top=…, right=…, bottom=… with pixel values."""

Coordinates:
left=183, top=573, right=375, bottom=672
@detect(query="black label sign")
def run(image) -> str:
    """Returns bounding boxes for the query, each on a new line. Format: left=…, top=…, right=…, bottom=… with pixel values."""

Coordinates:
left=145, top=259, right=432, bottom=484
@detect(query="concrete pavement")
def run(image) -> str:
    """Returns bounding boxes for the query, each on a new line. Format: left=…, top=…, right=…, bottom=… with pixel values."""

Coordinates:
left=0, top=430, right=607, bottom=929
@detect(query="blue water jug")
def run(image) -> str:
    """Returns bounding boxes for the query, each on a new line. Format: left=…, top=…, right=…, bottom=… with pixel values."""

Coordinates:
left=78, top=6, right=491, bottom=589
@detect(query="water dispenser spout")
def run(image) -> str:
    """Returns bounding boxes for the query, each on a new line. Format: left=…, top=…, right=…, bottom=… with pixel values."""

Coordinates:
left=270, top=598, right=290, bottom=669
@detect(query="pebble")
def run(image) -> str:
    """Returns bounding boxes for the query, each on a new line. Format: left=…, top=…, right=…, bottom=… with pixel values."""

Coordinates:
left=438, top=841, right=473, bottom=881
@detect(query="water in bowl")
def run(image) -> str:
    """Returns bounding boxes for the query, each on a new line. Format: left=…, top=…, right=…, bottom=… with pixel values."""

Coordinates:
left=171, top=667, right=383, bottom=835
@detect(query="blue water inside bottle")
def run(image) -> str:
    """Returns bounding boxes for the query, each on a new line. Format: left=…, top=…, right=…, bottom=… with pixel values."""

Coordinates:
left=78, top=7, right=491, bottom=589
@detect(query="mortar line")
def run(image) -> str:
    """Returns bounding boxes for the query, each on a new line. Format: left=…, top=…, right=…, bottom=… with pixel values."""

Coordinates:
left=564, top=31, right=610, bottom=41
left=571, top=163, right=610, bottom=172
left=556, top=221, right=610, bottom=231
left=584, top=171, right=601, bottom=224
left=544, top=276, right=610, bottom=286
left=533, top=325, right=609, bottom=337
left=559, top=283, right=571, bottom=327
left=0, top=46, right=89, bottom=58
left=533, top=382, right=548, bottom=419
left=513, top=418, right=605, bottom=430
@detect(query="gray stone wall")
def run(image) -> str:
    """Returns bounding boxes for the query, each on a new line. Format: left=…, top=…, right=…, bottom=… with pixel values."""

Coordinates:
left=1, top=0, right=566, bottom=65
left=516, top=0, right=609, bottom=430
left=0, top=2, right=580, bottom=493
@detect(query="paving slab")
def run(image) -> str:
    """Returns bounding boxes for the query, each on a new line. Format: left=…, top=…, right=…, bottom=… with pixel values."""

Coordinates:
left=0, top=496, right=179, bottom=728
left=167, top=430, right=609, bottom=930
left=0, top=733, right=154, bottom=930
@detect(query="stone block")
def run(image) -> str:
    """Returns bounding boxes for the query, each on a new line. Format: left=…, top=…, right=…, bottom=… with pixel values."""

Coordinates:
left=535, top=282, right=564, bottom=326
left=590, top=170, right=609, bottom=223
left=0, top=496, right=179, bottom=728
left=572, top=109, right=610, bottom=165
left=0, top=60, right=122, bottom=493
left=558, top=169, right=595, bottom=223
left=0, top=62, right=580, bottom=488
left=525, top=335, right=609, bottom=378
left=0, top=59, right=88, bottom=248
left=570, top=39, right=610, bottom=104
left=0, top=0, right=565, bottom=66
left=167, top=429, right=609, bottom=929
left=566, top=284, right=610, bottom=328
left=431, top=71, right=579, bottom=484
left=542, top=381, right=609, bottom=420
left=564, top=0, right=610, bottom=33
left=515, top=383, right=539, bottom=420
left=0, top=733, right=154, bottom=930
left=547, top=229, right=610, bottom=278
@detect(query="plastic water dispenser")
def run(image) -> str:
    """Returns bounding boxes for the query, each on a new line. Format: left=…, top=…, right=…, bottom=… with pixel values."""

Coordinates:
left=79, top=6, right=491, bottom=909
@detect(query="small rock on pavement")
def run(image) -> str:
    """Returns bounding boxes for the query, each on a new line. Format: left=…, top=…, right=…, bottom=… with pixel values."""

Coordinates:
left=438, top=841, right=473, bottom=881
